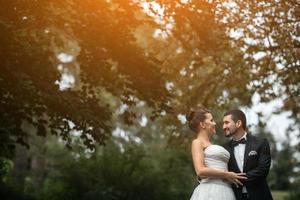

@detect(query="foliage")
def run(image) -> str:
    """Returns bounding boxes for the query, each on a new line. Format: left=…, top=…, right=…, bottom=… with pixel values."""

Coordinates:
left=0, top=0, right=170, bottom=153
left=287, top=190, right=300, bottom=200
left=4, top=133, right=195, bottom=200
left=271, top=142, right=297, bottom=190
left=286, top=154, right=300, bottom=200
left=1, top=0, right=299, bottom=150
left=0, top=0, right=299, bottom=196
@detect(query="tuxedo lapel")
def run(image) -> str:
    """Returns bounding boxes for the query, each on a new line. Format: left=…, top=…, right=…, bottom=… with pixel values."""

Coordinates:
left=243, top=134, right=252, bottom=171
left=228, top=141, right=241, bottom=173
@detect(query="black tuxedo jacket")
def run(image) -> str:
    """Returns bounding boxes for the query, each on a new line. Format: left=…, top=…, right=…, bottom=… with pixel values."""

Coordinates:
left=224, top=134, right=273, bottom=200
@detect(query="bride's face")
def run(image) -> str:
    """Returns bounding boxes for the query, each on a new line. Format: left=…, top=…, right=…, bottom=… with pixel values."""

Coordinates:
left=202, top=113, right=216, bottom=135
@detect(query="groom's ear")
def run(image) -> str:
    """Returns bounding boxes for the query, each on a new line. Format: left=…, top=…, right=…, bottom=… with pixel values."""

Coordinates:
left=236, top=120, right=242, bottom=128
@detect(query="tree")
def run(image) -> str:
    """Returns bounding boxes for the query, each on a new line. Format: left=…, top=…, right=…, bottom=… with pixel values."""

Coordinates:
left=1, top=0, right=298, bottom=154
left=4, top=126, right=195, bottom=200
left=0, top=0, right=171, bottom=154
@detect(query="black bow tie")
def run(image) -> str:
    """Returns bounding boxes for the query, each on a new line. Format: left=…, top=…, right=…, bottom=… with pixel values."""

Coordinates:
left=232, top=138, right=247, bottom=147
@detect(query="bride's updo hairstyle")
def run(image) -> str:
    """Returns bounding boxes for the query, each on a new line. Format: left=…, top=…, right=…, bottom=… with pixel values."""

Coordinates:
left=186, top=108, right=211, bottom=133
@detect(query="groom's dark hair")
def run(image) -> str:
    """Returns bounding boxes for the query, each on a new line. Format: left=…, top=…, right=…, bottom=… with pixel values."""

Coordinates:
left=224, top=109, right=247, bottom=130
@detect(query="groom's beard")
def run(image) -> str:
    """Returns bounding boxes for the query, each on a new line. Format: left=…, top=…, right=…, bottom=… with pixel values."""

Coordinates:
left=224, top=127, right=238, bottom=138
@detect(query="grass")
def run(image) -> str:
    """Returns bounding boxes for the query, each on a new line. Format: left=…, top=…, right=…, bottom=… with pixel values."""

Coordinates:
left=272, top=190, right=289, bottom=200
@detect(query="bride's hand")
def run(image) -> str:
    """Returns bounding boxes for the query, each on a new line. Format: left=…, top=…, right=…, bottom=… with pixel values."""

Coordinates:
left=225, top=172, right=247, bottom=188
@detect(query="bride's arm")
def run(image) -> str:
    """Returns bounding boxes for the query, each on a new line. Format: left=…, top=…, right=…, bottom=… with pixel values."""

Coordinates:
left=192, top=140, right=246, bottom=186
left=191, top=140, right=226, bottom=178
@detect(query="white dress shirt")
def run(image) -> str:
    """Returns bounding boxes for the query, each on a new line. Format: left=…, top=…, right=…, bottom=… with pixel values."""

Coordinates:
left=233, top=132, right=248, bottom=193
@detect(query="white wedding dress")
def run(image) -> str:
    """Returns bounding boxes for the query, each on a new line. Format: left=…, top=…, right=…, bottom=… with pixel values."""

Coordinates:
left=190, top=145, right=236, bottom=200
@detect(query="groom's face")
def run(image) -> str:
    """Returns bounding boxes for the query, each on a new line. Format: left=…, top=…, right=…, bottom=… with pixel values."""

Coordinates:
left=222, top=115, right=238, bottom=137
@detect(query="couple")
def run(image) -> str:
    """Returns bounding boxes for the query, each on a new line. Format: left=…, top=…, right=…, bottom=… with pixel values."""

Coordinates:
left=188, top=108, right=273, bottom=200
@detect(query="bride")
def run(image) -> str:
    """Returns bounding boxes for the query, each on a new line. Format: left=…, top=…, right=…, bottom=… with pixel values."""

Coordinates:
left=187, top=108, right=246, bottom=200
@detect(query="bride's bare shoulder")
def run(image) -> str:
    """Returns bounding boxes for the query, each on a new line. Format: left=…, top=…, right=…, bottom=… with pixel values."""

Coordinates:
left=192, top=138, right=212, bottom=150
left=192, top=139, right=205, bottom=149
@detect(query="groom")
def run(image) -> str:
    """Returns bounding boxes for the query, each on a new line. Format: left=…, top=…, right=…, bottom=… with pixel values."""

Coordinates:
left=223, top=109, right=273, bottom=200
